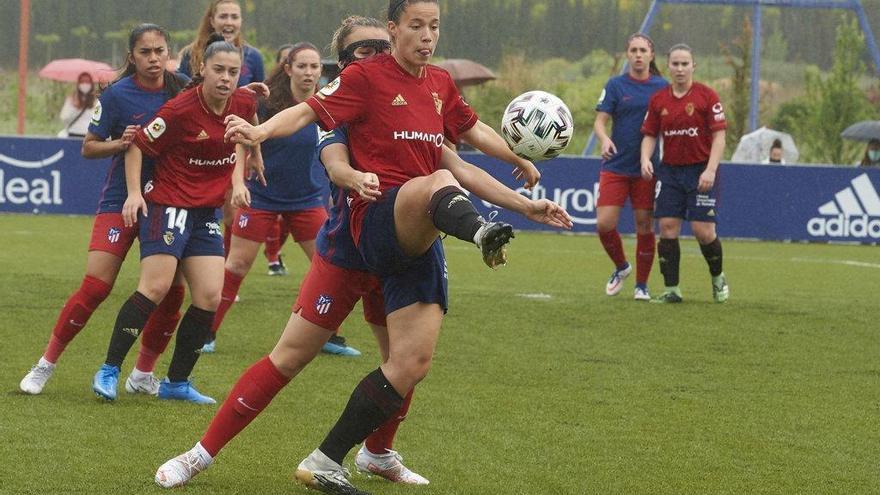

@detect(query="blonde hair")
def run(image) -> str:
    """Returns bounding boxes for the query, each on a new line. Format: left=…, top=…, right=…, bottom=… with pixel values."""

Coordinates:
left=184, top=0, right=244, bottom=76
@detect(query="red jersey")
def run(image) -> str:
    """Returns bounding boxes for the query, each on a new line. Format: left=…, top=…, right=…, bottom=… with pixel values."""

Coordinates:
left=134, top=86, right=257, bottom=208
left=305, top=53, right=477, bottom=190
left=641, top=82, right=726, bottom=165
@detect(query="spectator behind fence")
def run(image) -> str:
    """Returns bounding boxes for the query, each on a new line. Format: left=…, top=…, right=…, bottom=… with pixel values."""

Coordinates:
left=859, top=139, right=880, bottom=167
left=762, top=138, right=785, bottom=164
left=58, top=72, right=97, bottom=138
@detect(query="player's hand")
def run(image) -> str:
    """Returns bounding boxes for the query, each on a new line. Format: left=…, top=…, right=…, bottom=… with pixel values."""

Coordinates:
left=246, top=148, right=267, bottom=186
left=641, top=160, right=654, bottom=181
left=351, top=172, right=381, bottom=202
left=600, top=138, right=617, bottom=160
left=118, top=125, right=140, bottom=151
left=231, top=182, right=251, bottom=208
left=242, top=82, right=270, bottom=98
left=513, top=158, right=540, bottom=190
left=122, top=193, right=147, bottom=227
left=224, top=115, right=267, bottom=145
left=525, top=199, right=573, bottom=230
left=698, top=169, right=716, bottom=193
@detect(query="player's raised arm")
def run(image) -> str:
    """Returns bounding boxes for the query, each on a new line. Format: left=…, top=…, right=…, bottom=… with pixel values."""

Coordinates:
left=224, top=102, right=318, bottom=145
left=439, top=147, right=572, bottom=230
left=459, top=120, right=540, bottom=189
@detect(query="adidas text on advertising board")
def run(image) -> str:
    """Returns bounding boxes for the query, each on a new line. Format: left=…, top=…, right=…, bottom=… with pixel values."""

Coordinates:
left=807, top=174, right=880, bottom=240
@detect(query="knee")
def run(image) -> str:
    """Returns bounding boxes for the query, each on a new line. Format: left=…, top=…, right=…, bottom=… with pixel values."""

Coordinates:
left=596, top=218, right=615, bottom=233
left=430, top=169, right=458, bottom=190
left=191, top=289, right=222, bottom=311
left=224, top=256, right=252, bottom=277
left=396, top=353, right=433, bottom=385
left=635, top=218, right=654, bottom=235
left=138, top=281, right=171, bottom=305
left=694, top=229, right=717, bottom=245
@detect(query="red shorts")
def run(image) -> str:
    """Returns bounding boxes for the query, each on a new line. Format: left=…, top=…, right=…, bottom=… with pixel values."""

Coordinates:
left=293, top=255, right=386, bottom=329
left=232, top=206, right=328, bottom=243
left=597, top=170, right=656, bottom=210
left=88, top=212, right=138, bottom=259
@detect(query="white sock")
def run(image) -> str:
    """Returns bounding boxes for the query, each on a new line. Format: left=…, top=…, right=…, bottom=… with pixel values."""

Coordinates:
left=194, top=442, right=214, bottom=464
left=131, top=368, right=153, bottom=379
left=38, top=357, right=55, bottom=368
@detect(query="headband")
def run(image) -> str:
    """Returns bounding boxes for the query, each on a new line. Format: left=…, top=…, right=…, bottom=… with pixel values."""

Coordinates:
left=338, top=39, right=392, bottom=67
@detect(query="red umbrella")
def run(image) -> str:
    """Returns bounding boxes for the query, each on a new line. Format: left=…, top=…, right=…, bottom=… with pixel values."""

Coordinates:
left=38, top=58, right=116, bottom=83
left=434, top=58, right=496, bottom=87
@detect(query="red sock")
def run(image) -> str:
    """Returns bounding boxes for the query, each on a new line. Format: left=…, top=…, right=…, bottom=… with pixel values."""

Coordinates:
left=212, top=270, right=245, bottom=334
left=598, top=229, right=627, bottom=268
left=223, top=222, right=233, bottom=258
left=264, top=219, right=282, bottom=263
left=636, top=232, right=656, bottom=285
left=43, top=275, right=112, bottom=364
left=200, top=356, right=290, bottom=457
left=365, top=389, right=414, bottom=454
left=137, top=285, right=185, bottom=372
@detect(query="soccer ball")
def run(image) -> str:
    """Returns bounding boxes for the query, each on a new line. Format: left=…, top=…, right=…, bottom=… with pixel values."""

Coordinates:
left=501, top=91, right=574, bottom=161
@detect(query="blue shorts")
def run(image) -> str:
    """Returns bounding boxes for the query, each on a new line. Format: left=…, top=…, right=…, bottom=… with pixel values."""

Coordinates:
left=358, top=187, right=449, bottom=315
left=139, top=203, right=225, bottom=260
left=654, top=162, right=719, bottom=223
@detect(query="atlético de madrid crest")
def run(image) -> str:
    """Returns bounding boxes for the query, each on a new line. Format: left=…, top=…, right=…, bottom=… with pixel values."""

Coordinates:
left=315, top=294, right=333, bottom=315
left=432, top=92, right=443, bottom=115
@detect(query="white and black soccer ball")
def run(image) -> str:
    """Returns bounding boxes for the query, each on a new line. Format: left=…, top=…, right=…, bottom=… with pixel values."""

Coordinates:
left=501, top=91, right=574, bottom=161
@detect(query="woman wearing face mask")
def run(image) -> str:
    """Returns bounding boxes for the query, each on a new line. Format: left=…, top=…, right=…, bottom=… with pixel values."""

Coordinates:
left=20, top=24, right=189, bottom=397
left=59, top=72, right=99, bottom=138
left=91, top=34, right=258, bottom=404
left=860, top=139, right=880, bottom=167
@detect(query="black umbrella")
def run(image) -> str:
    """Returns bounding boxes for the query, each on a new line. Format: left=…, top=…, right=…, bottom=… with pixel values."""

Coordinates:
left=840, top=120, right=880, bottom=142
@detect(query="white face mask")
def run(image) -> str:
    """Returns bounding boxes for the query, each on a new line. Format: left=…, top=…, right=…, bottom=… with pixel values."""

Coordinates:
left=78, top=83, right=93, bottom=94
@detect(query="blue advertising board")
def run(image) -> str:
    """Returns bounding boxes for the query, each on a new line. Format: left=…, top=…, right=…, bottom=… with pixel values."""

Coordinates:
left=0, top=136, right=111, bottom=215
left=1, top=136, right=878, bottom=244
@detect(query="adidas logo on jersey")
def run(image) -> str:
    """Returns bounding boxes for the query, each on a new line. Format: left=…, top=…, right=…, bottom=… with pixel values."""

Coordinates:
left=807, top=173, right=880, bottom=239
left=392, top=94, right=408, bottom=106
left=197, top=130, right=209, bottom=141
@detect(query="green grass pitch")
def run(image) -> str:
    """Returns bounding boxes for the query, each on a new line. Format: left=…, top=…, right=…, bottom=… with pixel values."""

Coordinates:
left=1, top=213, right=878, bottom=494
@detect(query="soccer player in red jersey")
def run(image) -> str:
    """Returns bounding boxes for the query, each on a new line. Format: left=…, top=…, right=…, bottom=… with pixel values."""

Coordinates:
left=640, top=43, right=730, bottom=304
left=19, top=24, right=189, bottom=396
left=154, top=3, right=568, bottom=492
left=91, top=35, right=258, bottom=404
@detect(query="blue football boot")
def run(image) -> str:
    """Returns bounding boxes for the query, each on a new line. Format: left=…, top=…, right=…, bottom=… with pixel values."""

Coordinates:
left=92, top=364, right=120, bottom=401
left=157, top=378, right=216, bottom=404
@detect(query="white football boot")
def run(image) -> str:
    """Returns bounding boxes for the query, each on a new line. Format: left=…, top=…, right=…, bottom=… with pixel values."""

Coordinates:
left=295, top=448, right=370, bottom=495
left=20, top=361, right=55, bottom=395
left=155, top=443, right=213, bottom=488
left=355, top=445, right=429, bottom=484
left=125, top=370, right=161, bottom=395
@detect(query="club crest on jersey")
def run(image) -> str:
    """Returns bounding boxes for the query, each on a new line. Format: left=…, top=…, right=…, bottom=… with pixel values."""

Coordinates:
left=145, top=117, right=167, bottom=142
left=685, top=103, right=695, bottom=116
left=315, top=294, right=333, bottom=315
left=163, top=230, right=175, bottom=246
left=238, top=214, right=249, bottom=229
left=432, top=92, right=443, bottom=115
left=90, top=102, right=103, bottom=126
left=317, top=77, right=340, bottom=100
left=107, top=227, right=121, bottom=244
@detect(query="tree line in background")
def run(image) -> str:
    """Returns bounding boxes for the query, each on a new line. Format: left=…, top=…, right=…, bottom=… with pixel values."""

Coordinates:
left=2, top=1, right=878, bottom=164
left=2, top=0, right=880, bottom=69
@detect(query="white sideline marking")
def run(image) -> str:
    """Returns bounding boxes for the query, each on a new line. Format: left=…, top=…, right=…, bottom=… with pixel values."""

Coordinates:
left=516, top=293, right=553, bottom=300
